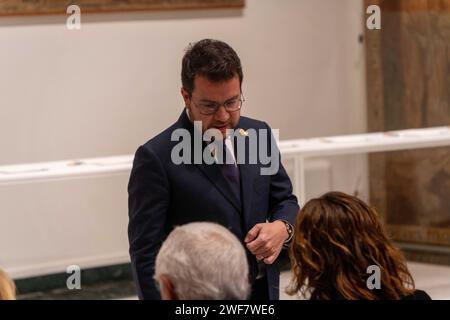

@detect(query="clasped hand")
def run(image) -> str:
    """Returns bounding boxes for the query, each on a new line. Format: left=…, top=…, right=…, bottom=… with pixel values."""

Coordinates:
left=244, top=221, right=288, bottom=265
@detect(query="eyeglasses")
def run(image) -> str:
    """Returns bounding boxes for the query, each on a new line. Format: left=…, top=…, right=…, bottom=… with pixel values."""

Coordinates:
left=190, top=93, right=245, bottom=115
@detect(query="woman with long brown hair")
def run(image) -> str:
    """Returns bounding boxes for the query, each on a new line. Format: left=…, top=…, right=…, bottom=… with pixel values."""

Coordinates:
left=287, top=191, right=430, bottom=300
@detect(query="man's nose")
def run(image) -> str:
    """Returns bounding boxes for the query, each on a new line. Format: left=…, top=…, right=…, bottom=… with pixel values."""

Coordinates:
left=214, top=105, right=230, bottom=122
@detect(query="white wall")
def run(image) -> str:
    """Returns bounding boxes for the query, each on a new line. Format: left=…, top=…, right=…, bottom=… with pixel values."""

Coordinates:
left=0, top=0, right=367, bottom=278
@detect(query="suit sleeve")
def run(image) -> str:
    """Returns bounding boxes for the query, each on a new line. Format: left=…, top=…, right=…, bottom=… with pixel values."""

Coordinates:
left=264, top=122, right=300, bottom=226
left=128, top=145, right=170, bottom=300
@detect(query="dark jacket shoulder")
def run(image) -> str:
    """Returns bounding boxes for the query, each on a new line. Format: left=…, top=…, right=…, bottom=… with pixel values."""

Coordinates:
left=238, top=115, right=269, bottom=130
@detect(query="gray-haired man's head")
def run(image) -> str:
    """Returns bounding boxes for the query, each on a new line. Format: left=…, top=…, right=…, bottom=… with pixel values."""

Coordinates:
left=154, top=222, right=250, bottom=300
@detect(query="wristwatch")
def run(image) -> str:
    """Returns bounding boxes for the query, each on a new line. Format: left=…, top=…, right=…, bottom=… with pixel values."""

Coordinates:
left=280, top=220, right=294, bottom=249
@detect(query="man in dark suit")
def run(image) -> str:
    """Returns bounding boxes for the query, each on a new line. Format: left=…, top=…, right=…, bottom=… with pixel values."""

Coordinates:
left=128, top=39, right=299, bottom=300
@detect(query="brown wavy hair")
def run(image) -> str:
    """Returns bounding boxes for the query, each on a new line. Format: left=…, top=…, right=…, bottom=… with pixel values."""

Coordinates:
left=287, top=191, right=415, bottom=300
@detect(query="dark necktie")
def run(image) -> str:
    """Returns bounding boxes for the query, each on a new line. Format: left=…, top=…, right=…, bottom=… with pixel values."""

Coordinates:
left=221, top=141, right=241, bottom=202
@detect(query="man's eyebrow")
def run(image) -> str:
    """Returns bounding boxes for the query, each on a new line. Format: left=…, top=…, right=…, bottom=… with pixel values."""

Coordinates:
left=225, top=95, right=240, bottom=102
left=199, top=95, right=240, bottom=103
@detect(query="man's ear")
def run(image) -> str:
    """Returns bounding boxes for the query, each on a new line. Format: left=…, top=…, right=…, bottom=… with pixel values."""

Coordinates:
left=181, top=88, right=190, bottom=108
left=159, top=274, right=178, bottom=300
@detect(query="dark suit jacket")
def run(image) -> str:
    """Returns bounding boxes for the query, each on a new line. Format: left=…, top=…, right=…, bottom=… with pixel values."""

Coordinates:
left=128, top=110, right=299, bottom=300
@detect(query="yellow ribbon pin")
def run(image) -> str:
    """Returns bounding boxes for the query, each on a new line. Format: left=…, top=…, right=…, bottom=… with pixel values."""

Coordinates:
left=239, top=128, right=248, bottom=137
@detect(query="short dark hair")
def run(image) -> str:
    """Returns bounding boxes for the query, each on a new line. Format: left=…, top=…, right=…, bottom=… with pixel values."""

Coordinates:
left=181, top=39, right=243, bottom=96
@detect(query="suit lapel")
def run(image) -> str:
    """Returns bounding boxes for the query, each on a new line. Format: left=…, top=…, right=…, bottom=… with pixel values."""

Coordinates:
left=196, top=163, right=242, bottom=213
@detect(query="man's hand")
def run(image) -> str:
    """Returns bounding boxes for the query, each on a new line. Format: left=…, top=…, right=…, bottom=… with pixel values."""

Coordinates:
left=244, top=221, right=288, bottom=265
